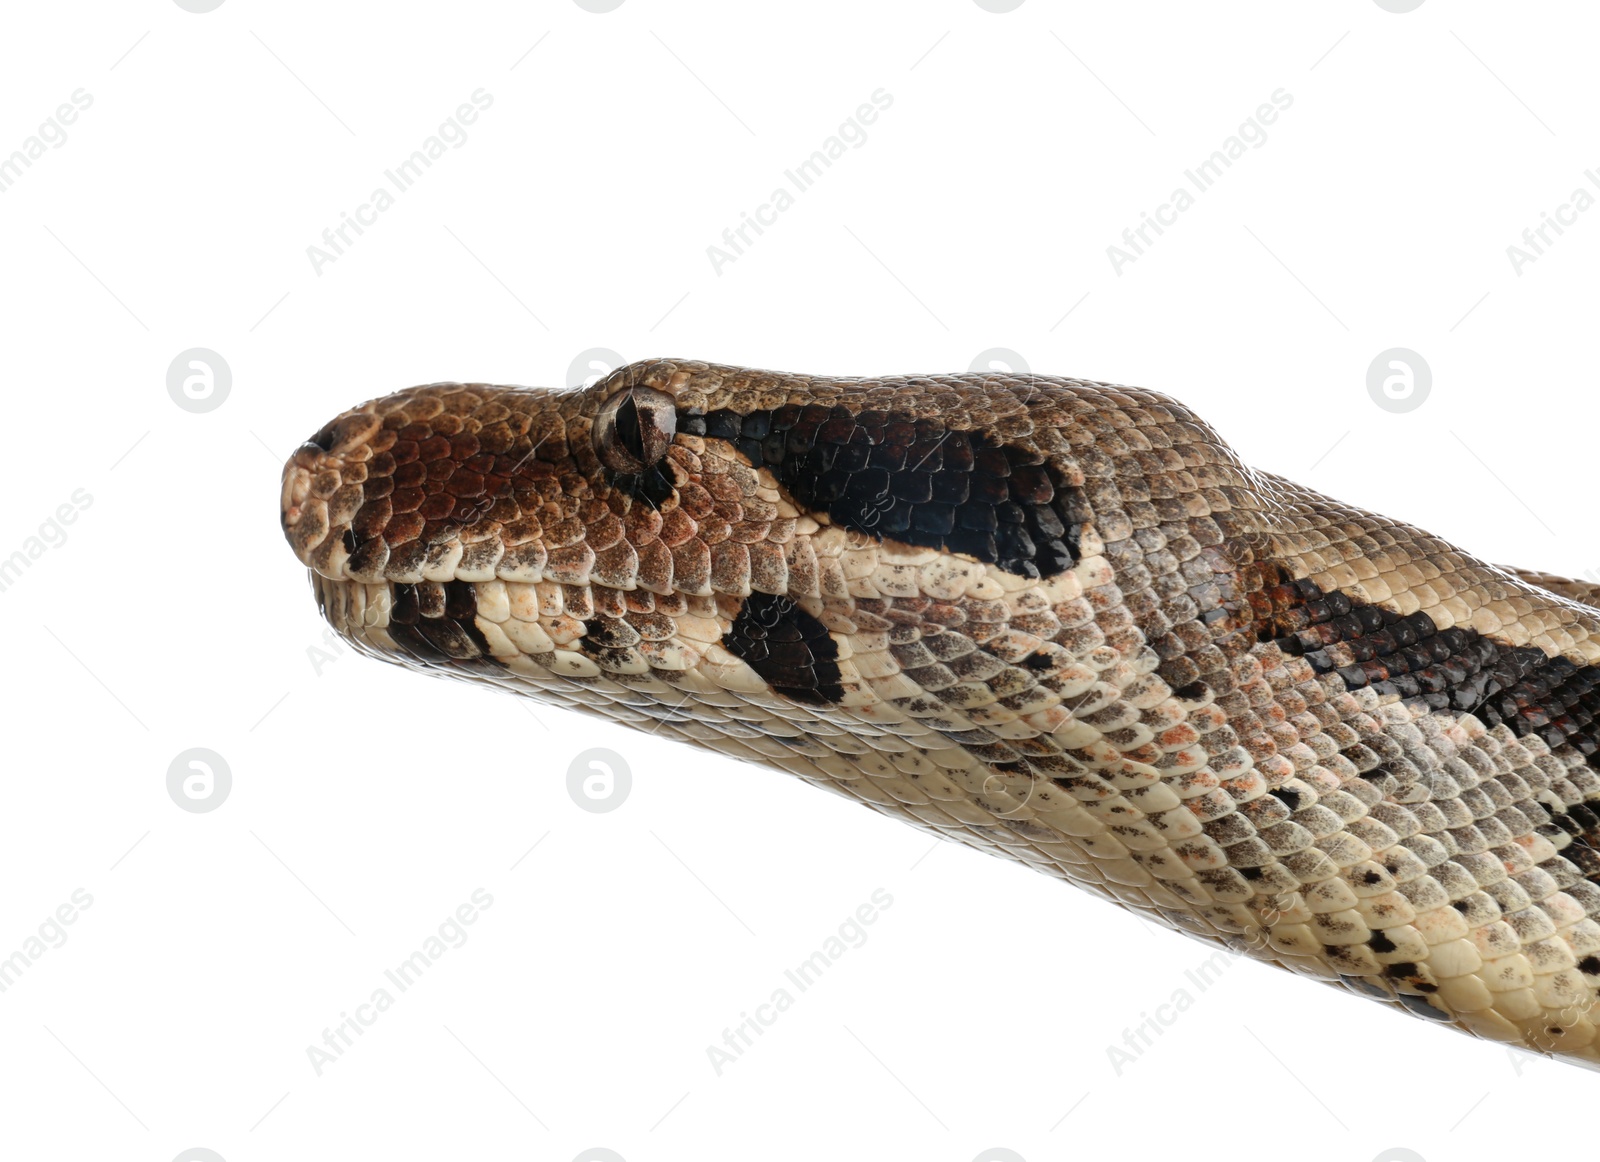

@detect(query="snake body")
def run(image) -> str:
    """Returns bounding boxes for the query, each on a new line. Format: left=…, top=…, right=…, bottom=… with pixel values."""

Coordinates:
left=280, top=359, right=1600, bottom=1067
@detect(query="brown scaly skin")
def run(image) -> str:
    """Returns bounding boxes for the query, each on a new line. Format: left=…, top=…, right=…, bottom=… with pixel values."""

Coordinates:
left=281, top=359, right=1600, bottom=1067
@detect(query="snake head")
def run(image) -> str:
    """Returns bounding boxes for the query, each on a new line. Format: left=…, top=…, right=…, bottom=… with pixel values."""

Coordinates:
left=278, top=357, right=1111, bottom=698
left=281, top=358, right=1600, bottom=1069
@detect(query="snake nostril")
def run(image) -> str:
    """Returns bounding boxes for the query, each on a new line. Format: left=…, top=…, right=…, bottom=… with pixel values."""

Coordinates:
left=308, top=421, right=339, bottom=452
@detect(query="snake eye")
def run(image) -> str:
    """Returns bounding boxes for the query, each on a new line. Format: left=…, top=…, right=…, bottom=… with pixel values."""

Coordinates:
left=595, top=387, right=675, bottom=473
left=594, top=387, right=677, bottom=505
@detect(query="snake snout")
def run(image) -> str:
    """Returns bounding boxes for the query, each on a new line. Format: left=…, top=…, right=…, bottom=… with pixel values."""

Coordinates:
left=280, top=381, right=584, bottom=583
left=279, top=405, right=386, bottom=571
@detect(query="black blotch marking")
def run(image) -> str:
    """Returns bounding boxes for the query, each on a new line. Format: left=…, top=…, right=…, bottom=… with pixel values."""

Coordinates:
left=1570, top=843, right=1600, bottom=880
left=580, top=615, right=651, bottom=674
left=387, top=581, right=497, bottom=668
left=684, top=406, right=1084, bottom=579
left=1256, top=570, right=1600, bottom=790
left=342, top=528, right=358, bottom=554
left=386, top=584, right=442, bottom=663
left=1368, top=930, right=1397, bottom=954
left=1579, top=955, right=1600, bottom=975
left=722, top=591, right=843, bottom=706
left=582, top=618, right=635, bottom=650
left=386, top=619, right=445, bottom=665
left=1385, top=961, right=1419, bottom=979
left=1268, top=787, right=1302, bottom=811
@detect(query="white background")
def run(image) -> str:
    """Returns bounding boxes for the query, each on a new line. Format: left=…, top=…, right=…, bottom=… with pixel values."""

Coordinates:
left=2, top=2, right=1597, bottom=1160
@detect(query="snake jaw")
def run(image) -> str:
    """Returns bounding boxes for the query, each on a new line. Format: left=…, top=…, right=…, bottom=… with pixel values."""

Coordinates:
left=281, top=358, right=1600, bottom=1068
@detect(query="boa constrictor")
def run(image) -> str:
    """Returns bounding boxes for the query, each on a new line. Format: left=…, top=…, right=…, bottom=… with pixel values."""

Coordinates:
left=280, top=359, right=1600, bottom=1068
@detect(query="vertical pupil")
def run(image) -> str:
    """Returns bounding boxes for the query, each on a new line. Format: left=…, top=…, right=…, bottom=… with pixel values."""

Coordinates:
left=615, top=396, right=646, bottom=461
